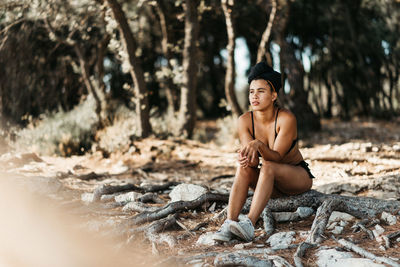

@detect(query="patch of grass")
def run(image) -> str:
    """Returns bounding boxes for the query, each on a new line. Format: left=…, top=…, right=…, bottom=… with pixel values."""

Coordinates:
left=14, top=96, right=98, bottom=156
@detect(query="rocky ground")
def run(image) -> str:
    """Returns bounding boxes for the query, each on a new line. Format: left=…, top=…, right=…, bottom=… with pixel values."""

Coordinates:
left=1, top=119, right=400, bottom=266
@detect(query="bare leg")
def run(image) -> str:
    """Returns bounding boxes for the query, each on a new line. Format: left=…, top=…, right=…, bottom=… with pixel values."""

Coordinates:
left=227, top=166, right=259, bottom=221
left=247, top=161, right=312, bottom=225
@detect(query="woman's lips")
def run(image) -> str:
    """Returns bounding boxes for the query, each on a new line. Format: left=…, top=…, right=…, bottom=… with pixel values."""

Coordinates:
left=251, top=101, right=259, bottom=106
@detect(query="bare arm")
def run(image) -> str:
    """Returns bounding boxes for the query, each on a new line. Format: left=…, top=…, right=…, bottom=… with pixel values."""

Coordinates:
left=258, top=111, right=297, bottom=162
left=237, top=113, right=259, bottom=168
left=240, top=111, right=297, bottom=163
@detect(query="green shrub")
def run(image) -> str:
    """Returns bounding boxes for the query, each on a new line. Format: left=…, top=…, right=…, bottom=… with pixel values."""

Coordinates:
left=14, top=96, right=98, bottom=156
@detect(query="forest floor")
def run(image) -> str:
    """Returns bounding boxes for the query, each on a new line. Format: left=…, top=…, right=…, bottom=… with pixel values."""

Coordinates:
left=1, top=118, right=400, bottom=266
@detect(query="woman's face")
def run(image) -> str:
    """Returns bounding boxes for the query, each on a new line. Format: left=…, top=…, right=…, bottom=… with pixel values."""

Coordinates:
left=249, top=79, right=277, bottom=111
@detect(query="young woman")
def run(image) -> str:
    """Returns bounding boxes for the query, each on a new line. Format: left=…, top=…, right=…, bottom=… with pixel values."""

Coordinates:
left=213, top=62, right=314, bottom=242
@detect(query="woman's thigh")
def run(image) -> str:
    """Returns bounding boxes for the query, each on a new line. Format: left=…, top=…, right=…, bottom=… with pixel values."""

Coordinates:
left=263, top=161, right=312, bottom=195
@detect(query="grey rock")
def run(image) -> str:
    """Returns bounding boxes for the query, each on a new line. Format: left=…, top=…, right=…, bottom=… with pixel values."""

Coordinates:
left=328, top=211, right=355, bottom=223
left=331, top=226, right=344, bottom=235
left=266, top=231, right=295, bottom=249
left=316, top=249, right=353, bottom=267
left=114, top=191, right=142, bottom=203
left=169, top=184, right=207, bottom=202
left=296, top=207, right=314, bottom=218
left=326, top=258, right=385, bottom=267
left=81, top=192, right=94, bottom=203
left=381, top=211, right=397, bottom=225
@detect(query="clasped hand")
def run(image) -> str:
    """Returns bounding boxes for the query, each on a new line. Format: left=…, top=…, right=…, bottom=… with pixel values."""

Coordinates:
left=237, top=139, right=262, bottom=168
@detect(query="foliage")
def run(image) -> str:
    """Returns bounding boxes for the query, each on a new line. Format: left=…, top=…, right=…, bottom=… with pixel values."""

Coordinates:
left=14, top=96, right=98, bottom=156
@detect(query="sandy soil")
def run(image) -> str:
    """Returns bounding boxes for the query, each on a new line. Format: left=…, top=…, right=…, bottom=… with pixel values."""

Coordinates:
left=1, top=119, right=400, bottom=266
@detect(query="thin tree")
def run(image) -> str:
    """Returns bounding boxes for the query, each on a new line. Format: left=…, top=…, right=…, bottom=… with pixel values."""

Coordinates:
left=176, top=0, right=200, bottom=138
left=256, top=0, right=277, bottom=63
left=106, top=0, right=152, bottom=138
left=221, top=0, right=243, bottom=117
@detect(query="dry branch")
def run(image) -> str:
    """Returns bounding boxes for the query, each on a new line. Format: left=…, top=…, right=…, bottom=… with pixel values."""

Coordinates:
left=337, top=238, right=400, bottom=267
left=131, top=192, right=229, bottom=225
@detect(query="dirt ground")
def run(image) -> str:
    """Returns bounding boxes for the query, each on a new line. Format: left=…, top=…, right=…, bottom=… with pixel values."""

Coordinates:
left=1, top=119, right=400, bottom=266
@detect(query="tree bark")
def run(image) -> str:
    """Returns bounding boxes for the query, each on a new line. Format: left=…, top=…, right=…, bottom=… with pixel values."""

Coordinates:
left=154, top=0, right=178, bottom=115
left=257, top=0, right=277, bottom=63
left=275, top=0, right=320, bottom=136
left=106, top=0, right=151, bottom=138
left=221, top=0, right=243, bottom=117
left=74, top=45, right=109, bottom=128
left=176, top=0, right=200, bottom=138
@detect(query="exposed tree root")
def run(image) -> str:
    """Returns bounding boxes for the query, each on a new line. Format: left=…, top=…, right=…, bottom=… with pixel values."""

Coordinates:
left=337, top=238, right=400, bottom=267
left=307, top=199, right=341, bottom=244
left=92, top=181, right=180, bottom=201
left=262, top=207, right=275, bottom=235
left=293, top=242, right=316, bottom=267
left=131, top=192, right=229, bottom=225
left=214, top=253, right=273, bottom=267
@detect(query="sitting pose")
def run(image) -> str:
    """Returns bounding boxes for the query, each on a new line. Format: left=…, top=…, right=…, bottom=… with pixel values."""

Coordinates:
left=213, top=62, right=314, bottom=242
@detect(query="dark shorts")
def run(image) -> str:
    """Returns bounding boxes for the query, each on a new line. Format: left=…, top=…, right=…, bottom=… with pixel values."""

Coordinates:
left=296, top=160, right=315, bottom=179
left=251, top=159, right=315, bottom=179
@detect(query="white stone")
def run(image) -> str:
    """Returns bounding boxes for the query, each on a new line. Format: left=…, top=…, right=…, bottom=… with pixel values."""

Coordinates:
left=114, top=191, right=142, bottom=203
left=234, top=244, right=244, bottom=249
left=328, top=211, right=355, bottom=223
left=325, top=258, right=385, bottom=267
left=267, top=231, right=295, bottom=248
left=331, top=226, right=344, bottom=235
left=81, top=192, right=94, bottom=203
left=196, top=232, right=216, bottom=246
left=339, top=220, right=348, bottom=227
left=381, top=212, right=397, bottom=225
left=208, top=202, right=216, bottom=212
left=374, top=224, right=385, bottom=236
left=327, top=222, right=338, bottom=230
left=316, top=249, right=353, bottom=267
left=169, top=184, right=207, bottom=202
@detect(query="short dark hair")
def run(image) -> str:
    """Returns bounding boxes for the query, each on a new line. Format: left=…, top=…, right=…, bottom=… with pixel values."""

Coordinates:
left=248, top=62, right=282, bottom=93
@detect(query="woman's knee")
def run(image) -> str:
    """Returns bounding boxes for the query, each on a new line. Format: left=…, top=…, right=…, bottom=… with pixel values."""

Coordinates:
left=236, top=165, right=257, bottom=182
left=260, top=160, right=275, bottom=177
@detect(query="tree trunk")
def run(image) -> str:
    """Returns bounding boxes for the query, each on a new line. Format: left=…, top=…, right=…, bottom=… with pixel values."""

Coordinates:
left=106, top=0, right=151, bottom=138
left=256, top=0, right=277, bottom=63
left=275, top=0, right=320, bottom=136
left=154, top=0, right=178, bottom=115
left=74, top=45, right=109, bottom=128
left=221, top=0, right=242, bottom=117
left=176, top=0, right=200, bottom=138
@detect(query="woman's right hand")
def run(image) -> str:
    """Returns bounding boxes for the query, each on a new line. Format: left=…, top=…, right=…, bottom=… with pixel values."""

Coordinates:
left=238, top=149, right=259, bottom=168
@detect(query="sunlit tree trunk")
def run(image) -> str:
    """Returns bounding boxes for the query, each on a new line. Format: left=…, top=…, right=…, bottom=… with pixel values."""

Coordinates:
left=257, top=0, right=277, bottom=64
left=221, top=0, right=242, bottom=117
left=176, top=0, right=200, bottom=138
left=154, top=0, right=178, bottom=115
left=106, top=0, right=151, bottom=138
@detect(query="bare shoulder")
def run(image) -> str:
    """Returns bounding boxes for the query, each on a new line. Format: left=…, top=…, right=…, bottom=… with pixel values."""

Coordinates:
left=238, top=111, right=252, bottom=128
left=278, top=108, right=297, bottom=128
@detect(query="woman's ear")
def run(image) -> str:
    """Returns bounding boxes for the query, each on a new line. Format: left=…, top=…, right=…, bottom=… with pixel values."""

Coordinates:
left=272, top=91, right=278, bottom=102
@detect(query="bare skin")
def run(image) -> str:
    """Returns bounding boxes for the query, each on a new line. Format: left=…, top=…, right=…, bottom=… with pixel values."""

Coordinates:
left=227, top=79, right=313, bottom=226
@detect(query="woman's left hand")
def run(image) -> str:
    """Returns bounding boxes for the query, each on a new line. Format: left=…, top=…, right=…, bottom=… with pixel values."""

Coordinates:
left=239, top=139, right=262, bottom=164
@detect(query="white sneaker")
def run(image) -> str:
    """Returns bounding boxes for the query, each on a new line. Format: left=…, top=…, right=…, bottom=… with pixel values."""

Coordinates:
left=212, top=219, right=234, bottom=242
left=229, top=216, right=254, bottom=242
